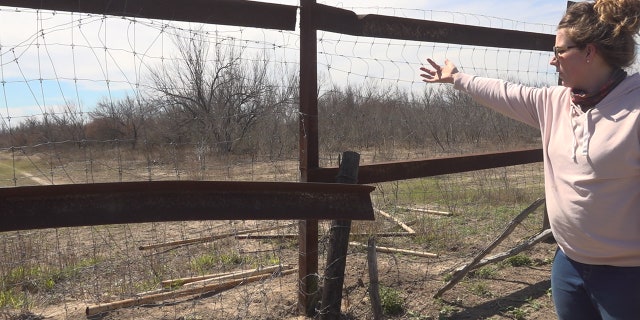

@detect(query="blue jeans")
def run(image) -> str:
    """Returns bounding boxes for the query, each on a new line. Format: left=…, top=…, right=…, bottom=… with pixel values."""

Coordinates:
left=551, top=249, right=640, bottom=320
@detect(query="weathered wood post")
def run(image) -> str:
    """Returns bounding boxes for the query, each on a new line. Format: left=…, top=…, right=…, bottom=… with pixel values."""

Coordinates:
left=319, top=151, right=360, bottom=319
left=367, top=238, right=384, bottom=320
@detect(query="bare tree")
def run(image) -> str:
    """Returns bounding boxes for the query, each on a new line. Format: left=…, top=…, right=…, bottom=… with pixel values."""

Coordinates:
left=49, top=103, right=87, bottom=146
left=147, top=32, right=293, bottom=154
left=88, top=96, right=157, bottom=147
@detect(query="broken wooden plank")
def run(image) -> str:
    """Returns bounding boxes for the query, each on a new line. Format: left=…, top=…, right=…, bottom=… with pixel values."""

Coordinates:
left=86, top=268, right=297, bottom=316
left=374, top=208, right=416, bottom=234
left=396, top=206, right=452, bottom=216
left=139, top=223, right=296, bottom=250
left=349, top=241, right=438, bottom=258
left=161, top=264, right=292, bottom=289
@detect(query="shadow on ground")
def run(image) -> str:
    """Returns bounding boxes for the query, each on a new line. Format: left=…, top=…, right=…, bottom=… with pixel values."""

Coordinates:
left=443, top=279, right=552, bottom=319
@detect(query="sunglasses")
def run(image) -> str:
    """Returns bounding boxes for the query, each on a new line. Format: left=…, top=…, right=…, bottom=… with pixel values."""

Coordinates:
left=553, top=45, right=579, bottom=59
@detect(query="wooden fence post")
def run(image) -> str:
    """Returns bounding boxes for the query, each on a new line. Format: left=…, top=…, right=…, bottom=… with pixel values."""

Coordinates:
left=367, top=237, right=384, bottom=320
left=319, top=151, right=360, bottom=319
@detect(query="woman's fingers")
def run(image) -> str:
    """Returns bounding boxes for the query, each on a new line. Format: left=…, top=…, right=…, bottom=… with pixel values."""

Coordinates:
left=419, top=58, right=457, bottom=83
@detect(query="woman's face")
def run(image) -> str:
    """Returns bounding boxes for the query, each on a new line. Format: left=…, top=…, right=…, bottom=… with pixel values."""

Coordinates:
left=550, top=29, right=588, bottom=89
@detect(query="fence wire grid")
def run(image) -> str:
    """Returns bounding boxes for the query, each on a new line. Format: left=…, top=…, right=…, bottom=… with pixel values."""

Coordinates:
left=1, top=3, right=558, bottom=319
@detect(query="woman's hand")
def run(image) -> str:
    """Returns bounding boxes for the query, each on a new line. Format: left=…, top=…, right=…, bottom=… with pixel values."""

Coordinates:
left=419, top=58, right=458, bottom=84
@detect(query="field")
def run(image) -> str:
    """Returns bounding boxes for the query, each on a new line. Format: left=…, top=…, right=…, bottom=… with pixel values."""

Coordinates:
left=0, top=149, right=559, bottom=320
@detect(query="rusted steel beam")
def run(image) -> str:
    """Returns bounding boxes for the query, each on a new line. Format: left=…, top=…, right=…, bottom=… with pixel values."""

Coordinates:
left=309, top=148, right=544, bottom=184
left=313, top=4, right=555, bottom=52
left=299, top=1, right=320, bottom=181
left=298, top=0, right=321, bottom=316
left=0, top=181, right=375, bottom=232
left=0, top=0, right=297, bottom=31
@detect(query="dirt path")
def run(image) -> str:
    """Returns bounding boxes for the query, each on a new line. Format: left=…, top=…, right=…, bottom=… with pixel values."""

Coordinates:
left=0, top=154, right=51, bottom=186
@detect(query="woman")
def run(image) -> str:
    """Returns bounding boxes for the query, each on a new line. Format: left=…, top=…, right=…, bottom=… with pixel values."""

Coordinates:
left=420, top=0, right=640, bottom=319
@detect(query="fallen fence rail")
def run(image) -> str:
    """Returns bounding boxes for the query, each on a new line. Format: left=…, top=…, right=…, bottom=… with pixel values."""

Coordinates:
left=0, top=181, right=375, bottom=232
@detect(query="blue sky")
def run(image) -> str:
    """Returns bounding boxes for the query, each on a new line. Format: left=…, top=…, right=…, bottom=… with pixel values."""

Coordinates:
left=0, top=0, right=568, bottom=125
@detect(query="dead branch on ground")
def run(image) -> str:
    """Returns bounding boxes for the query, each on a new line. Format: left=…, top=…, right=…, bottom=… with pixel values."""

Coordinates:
left=453, top=228, right=553, bottom=275
left=434, top=198, right=546, bottom=298
left=349, top=241, right=438, bottom=258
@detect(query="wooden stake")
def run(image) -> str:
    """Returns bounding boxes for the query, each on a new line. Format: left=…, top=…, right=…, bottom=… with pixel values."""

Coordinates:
left=374, top=208, right=416, bottom=234
left=396, top=206, right=452, bottom=216
left=161, top=264, right=292, bottom=288
left=182, top=265, right=293, bottom=288
left=367, top=238, right=384, bottom=320
left=349, top=232, right=416, bottom=238
left=86, top=268, right=297, bottom=316
left=235, top=232, right=415, bottom=240
left=349, top=241, right=438, bottom=258
left=138, top=222, right=296, bottom=250
left=235, top=234, right=298, bottom=240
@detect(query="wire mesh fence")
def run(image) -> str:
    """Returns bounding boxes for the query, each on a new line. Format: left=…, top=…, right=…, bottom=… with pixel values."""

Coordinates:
left=1, top=2, right=558, bottom=319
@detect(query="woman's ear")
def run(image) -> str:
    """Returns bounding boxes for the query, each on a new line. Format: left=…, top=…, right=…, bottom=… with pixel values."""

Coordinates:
left=584, top=43, right=597, bottom=61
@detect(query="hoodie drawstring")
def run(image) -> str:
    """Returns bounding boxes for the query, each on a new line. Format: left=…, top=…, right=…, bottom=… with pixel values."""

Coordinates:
left=582, top=109, right=592, bottom=157
left=570, top=105, right=578, bottom=161
left=569, top=104, right=593, bottom=161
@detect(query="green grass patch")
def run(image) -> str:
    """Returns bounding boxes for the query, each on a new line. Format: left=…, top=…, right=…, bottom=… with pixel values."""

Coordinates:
left=504, top=254, right=532, bottom=267
left=0, top=289, right=29, bottom=309
left=1, top=257, right=100, bottom=298
left=503, top=306, right=529, bottom=320
left=469, top=266, right=498, bottom=279
left=468, top=280, right=493, bottom=298
left=437, top=303, right=460, bottom=320
left=380, top=286, right=404, bottom=316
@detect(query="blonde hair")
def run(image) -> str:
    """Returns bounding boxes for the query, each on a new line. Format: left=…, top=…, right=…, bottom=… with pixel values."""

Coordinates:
left=558, top=0, right=640, bottom=68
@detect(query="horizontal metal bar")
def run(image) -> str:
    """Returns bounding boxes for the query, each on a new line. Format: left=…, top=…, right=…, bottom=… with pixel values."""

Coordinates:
left=314, top=4, right=555, bottom=51
left=0, top=181, right=375, bottom=232
left=0, top=0, right=298, bottom=31
left=309, top=148, right=543, bottom=184
left=1, top=1, right=555, bottom=50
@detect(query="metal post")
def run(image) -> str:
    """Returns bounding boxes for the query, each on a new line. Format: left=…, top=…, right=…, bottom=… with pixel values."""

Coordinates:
left=298, top=0, right=320, bottom=316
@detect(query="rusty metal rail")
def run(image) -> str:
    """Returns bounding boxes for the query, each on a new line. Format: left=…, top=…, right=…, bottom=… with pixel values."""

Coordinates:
left=0, top=181, right=375, bottom=232
left=0, top=0, right=298, bottom=31
left=312, top=4, right=554, bottom=51
left=309, top=148, right=544, bottom=184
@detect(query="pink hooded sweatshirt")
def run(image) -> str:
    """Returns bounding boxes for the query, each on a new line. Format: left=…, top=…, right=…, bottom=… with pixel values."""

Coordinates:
left=453, top=72, right=640, bottom=266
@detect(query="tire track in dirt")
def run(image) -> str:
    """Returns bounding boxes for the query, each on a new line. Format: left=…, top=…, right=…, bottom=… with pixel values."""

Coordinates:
left=0, top=155, right=51, bottom=185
